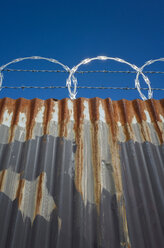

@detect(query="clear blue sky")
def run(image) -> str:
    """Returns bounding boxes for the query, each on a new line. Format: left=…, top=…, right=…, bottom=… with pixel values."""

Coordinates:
left=0, top=0, right=163, bottom=100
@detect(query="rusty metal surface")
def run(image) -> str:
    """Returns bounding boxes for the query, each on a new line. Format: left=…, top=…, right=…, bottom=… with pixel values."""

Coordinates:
left=0, top=97, right=163, bottom=248
left=120, top=141, right=164, bottom=248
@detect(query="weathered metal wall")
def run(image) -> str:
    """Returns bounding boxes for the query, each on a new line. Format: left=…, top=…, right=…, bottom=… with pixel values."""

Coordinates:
left=0, top=97, right=163, bottom=248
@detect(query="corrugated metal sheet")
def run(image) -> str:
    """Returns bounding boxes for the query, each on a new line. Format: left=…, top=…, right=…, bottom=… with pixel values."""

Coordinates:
left=0, top=97, right=163, bottom=248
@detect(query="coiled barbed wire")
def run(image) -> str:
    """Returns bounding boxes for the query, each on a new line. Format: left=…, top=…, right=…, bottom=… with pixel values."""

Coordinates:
left=135, top=58, right=164, bottom=100
left=0, top=56, right=163, bottom=100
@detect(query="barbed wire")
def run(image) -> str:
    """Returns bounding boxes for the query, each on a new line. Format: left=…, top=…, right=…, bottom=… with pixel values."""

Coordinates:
left=2, top=68, right=164, bottom=74
left=135, top=58, right=164, bottom=100
left=65, top=56, right=149, bottom=100
left=0, top=56, right=164, bottom=100
left=1, top=85, right=164, bottom=90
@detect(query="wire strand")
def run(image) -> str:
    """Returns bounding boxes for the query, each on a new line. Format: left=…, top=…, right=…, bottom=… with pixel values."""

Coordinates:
left=1, top=85, right=164, bottom=90
left=2, top=68, right=164, bottom=74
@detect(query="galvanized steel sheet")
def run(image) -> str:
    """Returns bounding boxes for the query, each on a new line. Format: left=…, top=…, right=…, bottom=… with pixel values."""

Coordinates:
left=0, top=97, right=163, bottom=248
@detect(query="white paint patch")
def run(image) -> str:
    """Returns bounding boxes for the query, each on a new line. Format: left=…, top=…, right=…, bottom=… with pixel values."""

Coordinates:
left=117, top=121, right=122, bottom=127
left=160, top=114, right=164, bottom=123
left=31, top=173, right=56, bottom=222
left=0, top=168, right=19, bottom=201
left=83, top=100, right=90, bottom=121
left=132, top=116, right=138, bottom=124
left=51, top=102, right=58, bottom=122
left=67, top=99, right=74, bottom=121
left=58, top=216, right=62, bottom=233
left=35, top=106, right=45, bottom=123
left=0, top=169, right=56, bottom=223
left=144, top=110, right=151, bottom=123
left=2, top=110, right=13, bottom=127
left=18, top=112, right=27, bottom=128
left=99, top=103, right=105, bottom=122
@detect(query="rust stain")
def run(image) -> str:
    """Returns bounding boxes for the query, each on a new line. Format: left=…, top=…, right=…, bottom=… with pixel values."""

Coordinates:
left=89, top=98, right=101, bottom=211
left=0, top=97, right=163, bottom=246
left=119, top=193, right=131, bottom=248
left=117, top=100, right=132, bottom=141
left=0, top=170, right=6, bottom=190
left=0, top=97, right=163, bottom=143
left=16, top=178, right=25, bottom=207
left=104, top=99, right=118, bottom=144
left=43, top=99, right=54, bottom=135
left=73, top=98, right=85, bottom=198
left=27, top=99, right=45, bottom=140
left=58, top=98, right=70, bottom=137
left=146, top=99, right=164, bottom=143
left=0, top=169, right=56, bottom=224
left=104, top=99, right=130, bottom=247
left=104, top=99, right=123, bottom=192
left=110, top=98, right=164, bottom=143
left=34, top=172, right=43, bottom=217
left=0, top=98, right=15, bottom=118
left=8, top=98, right=27, bottom=143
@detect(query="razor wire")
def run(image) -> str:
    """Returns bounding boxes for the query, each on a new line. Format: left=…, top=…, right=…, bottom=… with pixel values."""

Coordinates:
left=0, top=56, right=164, bottom=100
left=66, top=56, right=164, bottom=99
left=0, top=56, right=74, bottom=94
left=68, top=56, right=153, bottom=99
left=66, top=56, right=139, bottom=99
left=135, top=58, right=164, bottom=100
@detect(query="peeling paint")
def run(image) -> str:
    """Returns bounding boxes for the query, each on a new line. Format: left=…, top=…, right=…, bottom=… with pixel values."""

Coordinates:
left=83, top=100, right=90, bottom=121
left=51, top=102, right=58, bottom=122
left=117, top=121, right=122, bottom=127
left=160, top=114, right=164, bottom=123
left=67, top=99, right=74, bottom=121
left=35, top=106, right=45, bottom=123
left=2, top=110, right=13, bottom=127
left=0, top=168, right=56, bottom=223
left=144, top=110, right=151, bottom=123
left=99, top=102, right=105, bottom=122
left=18, top=112, right=27, bottom=128
left=132, top=116, right=137, bottom=124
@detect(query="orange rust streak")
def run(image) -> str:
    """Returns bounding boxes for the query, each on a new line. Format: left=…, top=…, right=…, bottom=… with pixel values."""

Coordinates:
left=89, top=98, right=101, bottom=210
left=104, top=99, right=117, bottom=141
left=0, top=170, right=6, bottom=191
left=16, top=178, right=25, bottom=207
left=91, top=123, right=101, bottom=208
left=34, top=172, right=43, bottom=217
left=26, top=99, right=45, bottom=140
left=131, top=99, right=150, bottom=142
left=73, top=98, right=84, bottom=197
left=43, top=99, right=53, bottom=135
left=9, top=98, right=22, bottom=143
left=75, top=137, right=83, bottom=197
left=132, top=99, right=147, bottom=123
left=146, top=99, right=163, bottom=144
left=104, top=99, right=130, bottom=245
left=0, top=97, right=163, bottom=143
left=58, top=99, right=69, bottom=137
left=0, top=98, right=15, bottom=117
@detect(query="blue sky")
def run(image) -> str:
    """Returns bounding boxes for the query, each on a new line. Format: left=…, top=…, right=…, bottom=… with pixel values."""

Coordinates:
left=0, top=0, right=163, bottom=100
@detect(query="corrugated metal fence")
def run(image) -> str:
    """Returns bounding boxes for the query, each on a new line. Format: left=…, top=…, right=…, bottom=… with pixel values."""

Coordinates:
left=0, top=97, right=163, bottom=248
